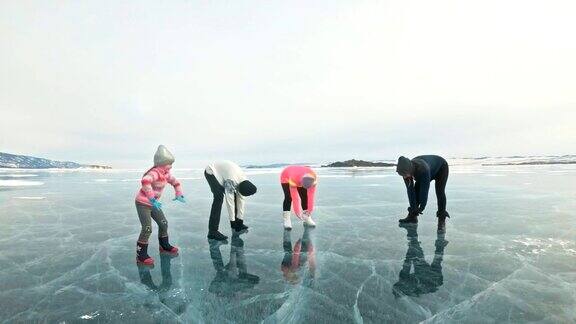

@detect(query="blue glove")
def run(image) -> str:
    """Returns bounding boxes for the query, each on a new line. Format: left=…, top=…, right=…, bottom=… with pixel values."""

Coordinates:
left=149, top=198, right=162, bottom=210
left=173, top=195, right=186, bottom=203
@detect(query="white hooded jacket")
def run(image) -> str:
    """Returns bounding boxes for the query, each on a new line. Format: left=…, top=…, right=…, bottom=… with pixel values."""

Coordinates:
left=205, top=160, right=248, bottom=221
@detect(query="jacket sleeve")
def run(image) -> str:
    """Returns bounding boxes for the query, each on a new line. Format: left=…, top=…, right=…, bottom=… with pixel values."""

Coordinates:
left=306, top=185, right=317, bottom=213
left=235, top=193, right=245, bottom=220
left=141, top=170, right=159, bottom=200
left=223, top=180, right=236, bottom=221
left=167, top=173, right=183, bottom=196
left=290, top=185, right=303, bottom=219
left=416, top=173, right=431, bottom=211
left=404, top=178, right=417, bottom=209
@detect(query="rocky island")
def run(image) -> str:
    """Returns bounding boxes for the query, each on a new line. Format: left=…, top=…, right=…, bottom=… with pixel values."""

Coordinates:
left=322, top=159, right=396, bottom=168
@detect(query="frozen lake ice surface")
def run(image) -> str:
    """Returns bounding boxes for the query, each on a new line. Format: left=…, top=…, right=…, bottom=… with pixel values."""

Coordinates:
left=0, top=163, right=575, bottom=323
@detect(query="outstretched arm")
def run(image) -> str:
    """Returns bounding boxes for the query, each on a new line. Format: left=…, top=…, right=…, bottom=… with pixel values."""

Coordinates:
left=416, top=174, right=431, bottom=212
left=167, top=173, right=183, bottom=197
left=235, top=194, right=246, bottom=220
left=306, top=186, right=317, bottom=213
left=404, top=178, right=417, bottom=209
left=223, top=180, right=236, bottom=221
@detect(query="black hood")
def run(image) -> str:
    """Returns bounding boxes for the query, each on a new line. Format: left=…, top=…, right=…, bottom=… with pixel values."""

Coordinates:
left=396, top=156, right=413, bottom=176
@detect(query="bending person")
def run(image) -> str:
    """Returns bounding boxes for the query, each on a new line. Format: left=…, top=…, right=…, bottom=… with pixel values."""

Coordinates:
left=205, top=160, right=257, bottom=241
left=135, top=145, right=185, bottom=266
left=396, top=155, right=450, bottom=231
left=280, top=165, right=318, bottom=229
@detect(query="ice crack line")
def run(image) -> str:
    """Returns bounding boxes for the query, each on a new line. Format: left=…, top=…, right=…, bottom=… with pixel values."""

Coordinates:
left=352, top=261, right=376, bottom=324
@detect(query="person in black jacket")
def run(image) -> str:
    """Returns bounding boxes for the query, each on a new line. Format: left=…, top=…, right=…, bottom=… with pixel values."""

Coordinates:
left=396, top=155, right=450, bottom=231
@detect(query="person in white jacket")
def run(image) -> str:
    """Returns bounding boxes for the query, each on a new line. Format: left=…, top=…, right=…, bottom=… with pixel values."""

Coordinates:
left=204, top=161, right=257, bottom=241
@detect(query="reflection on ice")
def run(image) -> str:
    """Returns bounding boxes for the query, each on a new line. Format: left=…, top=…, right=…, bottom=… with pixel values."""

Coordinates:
left=393, top=224, right=446, bottom=298
left=208, top=234, right=260, bottom=297
left=282, top=228, right=316, bottom=285
left=137, top=253, right=175, bottom=292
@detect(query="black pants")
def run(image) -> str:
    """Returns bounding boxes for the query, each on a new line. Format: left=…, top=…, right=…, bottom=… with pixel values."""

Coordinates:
left=433, top=162, right=449, bottom=212
left=205, top=171, right=227, bottom=232
left=282, top=183, right=307, bottom=212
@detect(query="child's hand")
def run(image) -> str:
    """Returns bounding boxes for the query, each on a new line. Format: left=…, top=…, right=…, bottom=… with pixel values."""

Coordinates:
left=173, top=195, right=186, bottom=203
left=149, top=198, right=163, bottom=210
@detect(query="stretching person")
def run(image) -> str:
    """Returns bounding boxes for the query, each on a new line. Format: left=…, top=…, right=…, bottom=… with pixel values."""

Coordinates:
left=205, top=161, right=257, bottom=241
left=396, top=155, right=450, bottom=231
left=280, top=165, right=318, bottom=229
left=135, top=145, right=185, bottom=266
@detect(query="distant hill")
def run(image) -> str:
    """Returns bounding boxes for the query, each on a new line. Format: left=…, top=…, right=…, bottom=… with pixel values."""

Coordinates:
left=0, top=152, right=111, bottom=169
left=322, top=159, right=396, bottom=168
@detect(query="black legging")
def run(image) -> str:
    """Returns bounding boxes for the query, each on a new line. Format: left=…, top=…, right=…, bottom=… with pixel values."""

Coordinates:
left=433, top=162, right=449, bottom=212
left=205, top=171, right=225, bottom=232
left=282, top=183, right=308, bottom=212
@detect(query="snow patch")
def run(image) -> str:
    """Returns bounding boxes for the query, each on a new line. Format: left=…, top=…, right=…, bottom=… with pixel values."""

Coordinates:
left=0, top=180, right=44, bottom=187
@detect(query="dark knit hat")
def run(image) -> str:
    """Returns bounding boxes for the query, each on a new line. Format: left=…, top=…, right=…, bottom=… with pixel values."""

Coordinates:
left=396, top=156, right=413, bottom=176
left=238, top=180, right=257, bottom=196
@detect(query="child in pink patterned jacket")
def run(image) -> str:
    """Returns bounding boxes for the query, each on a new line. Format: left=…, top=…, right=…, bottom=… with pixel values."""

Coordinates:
left=135, top=145, right=185, bottom=266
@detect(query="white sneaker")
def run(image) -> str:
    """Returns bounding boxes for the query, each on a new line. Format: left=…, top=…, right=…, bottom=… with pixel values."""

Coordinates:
left=283, top=211, right=292, bottom=230
left=303, top=213, right=316, bottom=227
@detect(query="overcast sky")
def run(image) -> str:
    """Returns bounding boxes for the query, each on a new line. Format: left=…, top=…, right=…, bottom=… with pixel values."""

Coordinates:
left=1, top=0, right=575, bottom=167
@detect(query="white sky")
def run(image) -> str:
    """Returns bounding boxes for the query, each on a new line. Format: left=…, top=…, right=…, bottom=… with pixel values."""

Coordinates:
left=1, top=0, right=575, bottom=167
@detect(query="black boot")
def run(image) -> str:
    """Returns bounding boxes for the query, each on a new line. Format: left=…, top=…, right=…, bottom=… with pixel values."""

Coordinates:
left=159, top=236, right=179, bottom=254
left=399, top=207, right=420, bottom=224
left=159, top=236, right=174, bottom=251
left=136, top=242, right=154, bottom=265
left=399, top=211, right=418, bottom=224
left=436, top=210, right=450, bottom=218
left=236, top=219, right=249, bottom=231
left=207, top=230, right=228, bottom=241
left=230, top=220, right=248, bottom=233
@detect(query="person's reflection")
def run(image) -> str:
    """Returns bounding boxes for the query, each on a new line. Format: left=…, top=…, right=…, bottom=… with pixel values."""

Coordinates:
left=393, top=224, right=448, bottom=298
left=137, top=253, right=175, bottom=292
left=208, top=233, right=260, bottom=296
left=281, top=227, right=316, bottom=285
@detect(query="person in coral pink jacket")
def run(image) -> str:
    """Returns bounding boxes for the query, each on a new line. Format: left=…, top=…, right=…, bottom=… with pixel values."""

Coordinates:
left=280, top=165, right=318, bottom=229
left=135, top=145, right=185, bottom=266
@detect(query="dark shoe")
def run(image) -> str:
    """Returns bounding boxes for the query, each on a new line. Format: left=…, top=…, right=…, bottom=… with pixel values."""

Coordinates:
left=236, top=219, right=249, bottom=231
left=159, top=237, right=179, bottom=255
left=399, top=213, right=418, bottom=224
left=230, top=220, right=248, bottom=233
left=208, top=231, right=228, bottom=241
left=136, top=242, right=155, bottom=266
left=436, top=210, right=450, bottom=218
